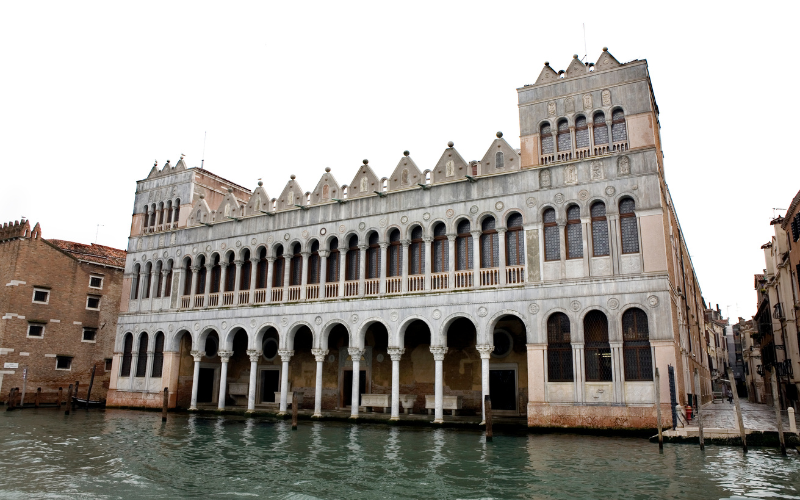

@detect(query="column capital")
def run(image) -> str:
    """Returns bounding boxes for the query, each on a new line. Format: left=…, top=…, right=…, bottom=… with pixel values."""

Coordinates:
left=246, top=349, right=262, bottom=362
left=318, top=250, right=330, bottom=258
left=476, top=344, right=494, bottom=359
left=387, top=347, right=405, bottom=361
left=161, top=269, right=169, bottom=276
left=250, top=257, right=260, bottom=264
left=496, top=227, right=507, bottom=235
left=429, top=345, right=448, bottom=361
left=278, top=349, right=294, bottom=362
left=234, top=259, right=243, bottom=267
left=190, top=350, right=204, bottom=362
left=218, top=350, right=233, bottom=362
left=301, top=251, right=311, bottom=258
left=358, top=244, right=368, bottom=251
left=379, top=242, right=389, bottom=249
left=446, top=233, right=457, bottom=241
left=423, top=236, right=433, bottom=244
left=311, top=348, right=329, bottom=362
left=470, top=229, right=481, bottom=238
left=267, top=256, right=276, bottom=263
left=348, top=347, right=365, bottom=358
left=284, top=254, right=292, bottom=261
left=191, top=266, right=201, bottom=273
left=205, top=263, right=214, bottom=270
left=401, top=239, right=410, bottom=247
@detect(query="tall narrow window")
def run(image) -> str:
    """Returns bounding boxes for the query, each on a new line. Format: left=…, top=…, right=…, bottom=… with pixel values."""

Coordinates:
left=327, top=238, right=340, bottom=282
left=121, top=333, right=133, bottom=377
left=593, top=112, right=608, bottom=145
left=584, top=311, right=612, bottom=381
left=195, top=257, right=206, bottom=295
left=622, top=308, right=652, bottom=381
left=135, top=333, right=149, bottom=377
left=611, top=109, right=627, bottom=143
left=480, top=217, right=498, bottom=268
left=173, top=199, right=181, bottom=224
left=273, top=246, right=284, bottom=287
left=132, top=264, right=141, bottom=299
left=257, top=248, right=267, bottom=288
left=157, top=202, right=164, bottom=225
left=164, top=261, right=173, bottom=297
left=619, top=198, right=639, bottom=254
left=456, top=220, right=472, bottom=270
left=210, top=255, right=221, bottom=294
left=591, top=202, right=609, bottom=257
left=183, top=259, right=192, bottom=295
left=387, top=229, right=402, bottom=277
left=345, top=235, right=359, bottom=281
left=308, top=241, right=320, bottom=284
left=557, top=119, right=571, bottom=152
left=154, top=262, right=163, bottom=298
left=495, top=151, right=504, bottom=169
left=165, top=201, right=173, bottom=224
left=142, top=206, right=149, bottom=228
left=409, top=226, right=424, bottom=275
left=290, top=243, right=302, bottom=286
left=432, top=222, right=448, bottom=273
left=151, top=332, right=165, bottom=378
left=225, top=254, right=235, bottom=291
left=540, top=123, right=554, bottom=154
left=366, top=233, right=380, bottom=279
left=149, top=204, right=157, bottom=227
left=575, top=115, right=589, bottom=148
left=142, top=263, right=152, bottom=299
left=566, top=205, right=583, bottom=259
left=543, top=208, right=560, bottom=261
left=240, top=249, right=251, bottom=290
left=506, top=213, right=524, bottom=266
left=547, top=313, right=573, bottom=382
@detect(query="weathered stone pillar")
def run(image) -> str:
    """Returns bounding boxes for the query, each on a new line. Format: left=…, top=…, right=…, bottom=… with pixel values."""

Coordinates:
left=338, top=243, right=347, bottom=298
left=611, top=342, right=624, bottom=404
left=582, top=218, right=592, bottom=276
left=477, top=344, right=494, bottom=424
left=446, top=233, right=456, bottom=289
left=266, top=257, right=275, bottom=300
left=497, top=227, right=507, bottom=286
left=401, top=240, right=410, bottom=292
left=149, top=270, right=158, bottom=305
left=300, top=251, right=310, bottom=300
left=348, top=347, right=365, bottom=418
left=388, top=347, right=405, bottom=420
left=233, top=260, right=243, bottom=304
left=573, top=343, right=585, bottom=403
left=278, top=349, right=294, bottom=415
left=557, top=219, right=567, bottom=280
left=217, top=350, right=233, bottom=409
left=159, top=270, right=169, bottom=302
left=358, top=244, right=367, bottom=296
left=379, top=242, right=388, bottom=294
left=203, top=263, right=213, bottom=307
left=470, top=230, right=481, bottom=287
left=318, top=250, right=329, bottom=297
left=423, top=236, right=432, bottom=290
left=189, top=350, right=203, bottom=410
left=219, top=262, right=228, bottom=296
left=248, top=257, right=258, bottom=304
left=282, top=255, right=291, bottom=302
left=430, top=346, right=448, bottom=423
left=312, top=348, right=328, bottom=417
left=246, top=349, right=260, bottom=411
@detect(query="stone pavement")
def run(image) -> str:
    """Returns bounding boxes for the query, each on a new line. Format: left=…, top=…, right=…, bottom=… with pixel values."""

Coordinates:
left=691, top=400, right=798, bottom=433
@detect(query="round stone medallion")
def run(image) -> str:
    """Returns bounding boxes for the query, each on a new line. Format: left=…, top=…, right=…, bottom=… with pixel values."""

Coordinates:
left=314, top=316, right=323, bottom=325
left=267, top=235, right=274, bottom=244
left=470, top=205, right=479, bottom=214
left=607, top=298, right=620, bottom=310
left=236, top=240, right=242, bottom=247
left=495, top=201, right=504, bottom=211
left=283, top=233, right=290, bottom=241
left=648, top=295, right=659, bottom=308
left=168, top=324, right=174, bottom=332
left=358, top=222, right=366, bottom=231
left=605, top=186, right=616, bottom=196
left=192, top=247, right=198, bottom=254
left=327, top=355, right=335, bottom=363
left=446, top=209, right=455, bottom=218
left=528, top=303, right=539, bottom=315
left=251, top=238, right=257, bottom=245
left=376, top=354, right=384, bottom=363
left=193, top=323, right=200, bottom=331
left=379, top=218, right=388, bottom=227
left=478, top=306, right=488, bottom=317
left=423, top=212, right=431, bottom=221
left=221, top=321, right=227, bottom=330
left=301, top=230, right=310, bottom=240
left=400, top=216, right=409, bottom=224
left=320, top=228, right=327, bottom=235
left=579, top=190, right=590, bottom=201
left=390, top=311, right=399, bottom=322
left=141, top=253, right=148, bottom=261
left=221, top=243, right=227, bottom=250
left=250, top=319, right=257, bottom=327
left=432, top=309, right=442, bottom=320
left=339, top=225, right=346, bottom=233
left=206, top=245, right=211, bottom=251
left=351, top=314, right=359, bottom=324
left=554, top=193, right=565, bottom=204
left=280, top=317, right=288, bottom=327
left=163, top=251, right=168, bottom=258
left=570, top=300, right=581, bottom=312
left=526, top=197, right=537, bottom=208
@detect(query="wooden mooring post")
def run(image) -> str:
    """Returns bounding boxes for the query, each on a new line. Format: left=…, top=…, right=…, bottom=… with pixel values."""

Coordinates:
left=65, top=384, right=73, bottom=415
left=57, top=387, right=63, bottom=408
left=484, top=395, right=493, bottom=442
left=655, top=368, right=663, bottom=450
left=162, top=388, right=169, bottom=422
left=727, top=368, right=747, bottom=453
left=291, top=392, right=298, bottom=430
left=7, top=388, right=17, bottom=410
left=72, top=381, right=79, bottom=410
left=34, top=388, right=41, bottom=408
left=694, top=370, right=704, bottom=451
left=85, top=365, right=96, bottom=409
left=770, top=370, right=787, bottom=455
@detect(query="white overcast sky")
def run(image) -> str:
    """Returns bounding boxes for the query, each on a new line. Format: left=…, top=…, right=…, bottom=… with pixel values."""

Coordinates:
left=1, top=1, right=796, bottom=319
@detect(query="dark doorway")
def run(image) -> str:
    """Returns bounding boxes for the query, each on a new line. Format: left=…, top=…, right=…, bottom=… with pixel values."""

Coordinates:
left=197, top=367, right=216, bottom=403
left=342, top=370, right=366, bottom=407
left=260, top=370, right=280, bottom=403
left=489, top=369, right=517, bottom=411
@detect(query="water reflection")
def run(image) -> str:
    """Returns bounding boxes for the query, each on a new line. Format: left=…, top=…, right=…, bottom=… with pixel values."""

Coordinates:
left=1, top=410, right=799, bottom=500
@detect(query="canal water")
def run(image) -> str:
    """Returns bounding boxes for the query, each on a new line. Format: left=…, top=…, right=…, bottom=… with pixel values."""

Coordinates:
left=1, top=410, right=798, bottom=499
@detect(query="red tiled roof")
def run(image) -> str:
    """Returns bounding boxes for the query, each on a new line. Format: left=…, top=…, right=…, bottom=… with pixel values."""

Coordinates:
left=48, top=239, right=127, bottom=269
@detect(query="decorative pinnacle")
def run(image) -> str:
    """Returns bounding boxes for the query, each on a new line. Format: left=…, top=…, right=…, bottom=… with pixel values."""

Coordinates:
left=447, top=141, right=454, bottom=148
left=290, top=174, right=296, bottom=180
left=573, top=54, right=578, bottom=59
left=325, top=167, right=331, bottom=172
left=544, top=61, right=549, bottom=66
left=199, top=193, right=205, bottom=199
left=227, top=187, right=233, bottom=193
left=363, top=159, right=369, bottom=165
left=603, top=47, right=608, bottom=52
left=403, top=150, right=409, bottom=157
left=257, top=180, right=263, bottom=187
left=496, top=131, right=503, bottom=138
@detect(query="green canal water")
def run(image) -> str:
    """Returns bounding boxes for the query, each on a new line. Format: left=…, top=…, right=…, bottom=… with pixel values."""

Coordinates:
left=1, top=409, right=799, bottom=499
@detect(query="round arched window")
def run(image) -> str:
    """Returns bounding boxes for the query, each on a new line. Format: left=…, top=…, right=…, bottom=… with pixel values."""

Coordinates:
left=262, top=337, right=279, bottom=361
left=204, top=337, right=218, bottom=358
left=492, top=329, right=513, bottom=358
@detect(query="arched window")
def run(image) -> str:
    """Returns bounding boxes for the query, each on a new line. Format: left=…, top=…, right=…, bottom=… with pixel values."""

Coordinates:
left=495, top=151, right=504, bottom=169
left=308, top=241, right=320, bottom=284
left=543, top=208, right=559, bottom=261
left=456, top=220, right=472, bottom=270
left=151, top=332, right=165, bottom=378
left=409, top=226, right=424, bottom=275
left=149, top=204, right=157, bottom=227
left=142, top=206, right=149, bottom=228
left=557, top=119, right=571, bottom=152
left=240, top=249, right=251, bottom=290
left=165, top=201, right=173, bottom=224
left=540, top=123, right=554, bottom=154
left=591, top=202, right=609, bottom=257
left=272, top=246, right=284, bottom=287
left=345, top=235, right=359, bottom=281
left=432, top=222, right=448, bottom=273
left=611, top=109, right=627, bottom=143
left=584, top=311, right=612, bottom=381
left=173, top=199, right=181, bottom=225
left=135, top=333, right=148, bottom=377
left=575, top=115, right=589, bottom=148
left=195, top=256, right=207, bottom=295
left=210, top=255, right=221, bottom=294
left=157, top=202, right=164, bottom=225
left=256, top=247, right=268, bottom=288
left=183, top=259, right=193, bottom=295
left=131, top=264, right=141, bottom=299
left=506, top=213, right=524, bottom=266
left=155, top=261, right=163, bottom=298
left=547, top=313, right=573, bottom=382
left=566, top=205, right=583, bottom=259
left=164, top=260, right=173, bottom=297
left=327, top=238, right=340, bottom=282
left=366, top=233, right=380, bottom=279
left=480, top=217, right=498, bottom=268
left=622, top=308, right=652, bottom=381
left=120, top=333, right=133, bottom=377
left=224, top=253, right=235, bottom=292
left=387, top=229, right=402, bottom=277
left=290, top=243, right=302, bottom=286
left=619, top=198, right=639, bottom=254
left=143, top=262, right=152, bottom=299
left=593, top=112, right=608, bottom=145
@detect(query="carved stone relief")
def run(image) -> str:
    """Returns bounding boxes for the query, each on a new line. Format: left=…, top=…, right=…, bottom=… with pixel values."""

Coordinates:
left=617, top=156, right=630, bottom=176
left=547, top=101, right=556, bottom=116
left=539, top=169, right=551, bottom=188
left=583, top=94, right=592, bottom=110
left=564, top=96, right=575, bottom=113
left=590, top=161, right=604, bottom=180
left=601, top=89, right=611, bottom=106
left=564, top=165, right=578, bottom=184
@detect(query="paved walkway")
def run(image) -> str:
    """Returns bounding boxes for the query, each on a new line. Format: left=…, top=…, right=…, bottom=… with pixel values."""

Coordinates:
left=690, top=400, right=798, bottom=432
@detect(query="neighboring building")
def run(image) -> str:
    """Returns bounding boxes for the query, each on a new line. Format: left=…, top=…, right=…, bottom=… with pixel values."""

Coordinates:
left=108, top=49, right=711, bottom=430
left=0, top=219, right=126, bottom=402
left=704, top=304, right=729, bottom=392
left=727, top=319, right=747, bottom=396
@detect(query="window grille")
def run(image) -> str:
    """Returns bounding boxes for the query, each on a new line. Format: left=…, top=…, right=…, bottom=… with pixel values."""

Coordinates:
left=432, top=223, right=448, bottom=273
left=135, top=334, right=149, bottom=377
left=584, top=311, right=612, bottom=381
left=456, top=220, right=472, bottom=270
left=557, top=119, right=571, bottom=152
left=547, top=313, right=573, bottom=382
left=575, top=115, right=590, bottom=148
left=152, top=332, right=165, bottom=378
left=622, top=308, right=652, bottom=381
left=611, top=109, right=627, bottom=142
left=792, top=213, right=800, bottom=242
left=28, top=323, right=44, bottom=337
left=388, top=230, right=402, bottom=277
left=308, top=241, right=320, bottom=284
left=506, top=213, right=524, bottom=266
left=367, top=233, right=380, bottom=279
left=409, top=226, right=424, bottom=275
left=480, top=217, right=498, bottom=268
left=210, top=259, right=221, bottom=293
left=541, top=123, right=554, bottom=154
left=82, top=328, right=97, bottom=342
left=593, top=112, right=608, bottom=145
left=183, top=261, right=192, bottom=295
left=196, top=260, right=207, bottom=294
left=619, top=198, right=639, bottom=254
left=543, top=208, right=560, bottom=261
left=273, top=249, right=284, bottom=287
left=257, top=249, right=268, bottom=288
left=566, top=205, right=583, bottom=259
left=225, top=257, right=236, bottom=291
left=496, top=151, right=504, bottom=169
left=290, top=244, right=302, bottom=286
left=591, top=202, right=609, bottom=257
left=346, top=236, right=359, bottom=281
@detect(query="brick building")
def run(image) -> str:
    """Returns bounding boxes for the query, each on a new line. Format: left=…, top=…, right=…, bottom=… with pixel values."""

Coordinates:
left=0, top=219, right=126, bottom=403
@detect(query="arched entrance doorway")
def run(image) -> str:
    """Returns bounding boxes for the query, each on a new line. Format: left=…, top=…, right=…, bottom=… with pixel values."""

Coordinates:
left=489, top=315, right=528, bottom=415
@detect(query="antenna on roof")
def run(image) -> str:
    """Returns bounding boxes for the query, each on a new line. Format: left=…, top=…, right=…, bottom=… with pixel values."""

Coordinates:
left=581, top=23, right=587, bottom=62
left=201, top=131, right=207, bottom=169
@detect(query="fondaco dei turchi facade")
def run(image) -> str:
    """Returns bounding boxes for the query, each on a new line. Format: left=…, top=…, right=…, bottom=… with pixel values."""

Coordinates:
left=108, top=49, right=712, bottom=430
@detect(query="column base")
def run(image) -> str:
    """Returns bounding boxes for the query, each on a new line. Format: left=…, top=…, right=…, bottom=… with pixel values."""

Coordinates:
left=480, top=420, right=485, bottom=425
left=433, top=418, right=444, bottom=424
left=389, top=416, right=400, bottom=421
left=278, top=411, right=286, bottom=416
left=349, top=415, right=359, bottom=420
left=245, top=409, right=256, bottom=414
left=312, top=413, right=322, bottom=419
